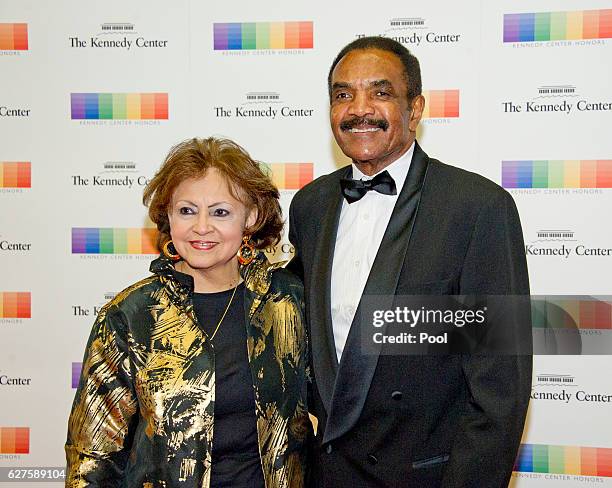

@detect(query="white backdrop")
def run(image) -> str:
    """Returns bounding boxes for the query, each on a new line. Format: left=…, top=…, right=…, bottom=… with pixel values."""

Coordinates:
left=1, top=0, right=611, bottom=485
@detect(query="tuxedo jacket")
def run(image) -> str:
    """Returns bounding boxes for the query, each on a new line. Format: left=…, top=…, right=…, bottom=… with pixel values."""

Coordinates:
left=288, top=143, right=532, bottom=488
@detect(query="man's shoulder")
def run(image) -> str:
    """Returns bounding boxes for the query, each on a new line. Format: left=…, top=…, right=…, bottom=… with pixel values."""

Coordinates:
left=299, top=165, right=348, bottom=194
left=291, top=165, right=347, bottom=208
left=427, top=158, right=511, bottom=203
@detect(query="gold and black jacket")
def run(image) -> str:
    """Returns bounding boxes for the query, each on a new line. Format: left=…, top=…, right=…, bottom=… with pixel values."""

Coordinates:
left=66, top=253, right=310, bottom=487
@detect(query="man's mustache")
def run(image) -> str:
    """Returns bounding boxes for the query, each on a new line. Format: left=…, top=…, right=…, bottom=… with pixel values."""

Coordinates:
left=340, top=117, right=389, bottom=131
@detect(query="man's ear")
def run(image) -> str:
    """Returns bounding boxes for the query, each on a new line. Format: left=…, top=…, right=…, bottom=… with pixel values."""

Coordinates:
left=409, top=95, right=425, bottom=132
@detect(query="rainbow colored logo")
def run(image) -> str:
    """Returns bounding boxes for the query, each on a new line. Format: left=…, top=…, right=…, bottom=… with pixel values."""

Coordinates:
left=72, top=228, right=158, bottom=254
left=504, top=9, right=612, bottom=42
left=0, top=23, right=28, bottom=50
left=214, top=22, right=313, bottom=50
left=532, top=298, right=612, bottom=330
left=0, top=427, right=29, bottom=454
left=422, top=90, right=460, bottom=118
left=72, top=362, right=82, bottom=389
left=71, top=93, right=168, bottom=120
left=515, top=444, right=612, bottom=477
left=502, top=160, right=612, bottom=188
left=0, top=162, right=31, bottom=188
left=0, top=292, right=31, bottom=319
left=262, top=163, right=313, bottom=190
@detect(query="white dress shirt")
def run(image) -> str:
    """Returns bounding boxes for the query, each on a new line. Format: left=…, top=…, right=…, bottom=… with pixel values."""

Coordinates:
left=330, top=143, right=415, bottom=362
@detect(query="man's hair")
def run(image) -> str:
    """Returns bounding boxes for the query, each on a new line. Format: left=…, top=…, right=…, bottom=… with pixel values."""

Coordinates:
left=143, top=137, right=283, bottom=251
left=328, top=36, right=422, bottom=102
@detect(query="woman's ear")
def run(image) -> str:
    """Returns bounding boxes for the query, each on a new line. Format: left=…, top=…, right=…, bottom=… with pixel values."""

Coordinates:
left=246, top=207, right=258, bottom=231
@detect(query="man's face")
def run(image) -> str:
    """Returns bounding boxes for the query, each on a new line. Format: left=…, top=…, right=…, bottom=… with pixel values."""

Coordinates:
left=330, top=48, right=423, bottom=172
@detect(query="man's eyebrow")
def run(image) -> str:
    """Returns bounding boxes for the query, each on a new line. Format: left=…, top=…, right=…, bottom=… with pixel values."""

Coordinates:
left=331, top=81, right=351, bottom=90
left=371, top=79, right=393, bottom=88
left=332, top=80, right=394, bottom=90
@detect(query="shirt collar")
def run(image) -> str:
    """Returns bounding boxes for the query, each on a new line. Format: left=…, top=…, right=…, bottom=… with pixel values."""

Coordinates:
left=351, top=141, right=415, bottom=192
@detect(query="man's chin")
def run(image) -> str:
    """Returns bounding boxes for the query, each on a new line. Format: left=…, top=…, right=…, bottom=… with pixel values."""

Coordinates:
left=338, top=148, right=383, bottom=164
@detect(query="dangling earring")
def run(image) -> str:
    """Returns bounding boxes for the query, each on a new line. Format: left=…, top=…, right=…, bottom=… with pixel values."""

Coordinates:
left=162, top=240, right=181, bottom=261
left=237, top=235, right=256, bottom=265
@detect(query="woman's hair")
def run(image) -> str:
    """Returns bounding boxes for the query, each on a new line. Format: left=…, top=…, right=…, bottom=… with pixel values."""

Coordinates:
left=143, top=137, right=283, bottom=251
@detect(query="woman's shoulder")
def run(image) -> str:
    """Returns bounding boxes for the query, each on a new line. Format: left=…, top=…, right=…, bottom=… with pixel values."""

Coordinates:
left=244, top=253, right=303, bottom=296
left=269, top=265, right=304, bottom=301
left=100, top=274, right=164, bottom=316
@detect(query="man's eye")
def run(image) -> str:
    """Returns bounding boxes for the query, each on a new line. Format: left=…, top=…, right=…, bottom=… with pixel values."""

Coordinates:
left=179, top=207, right=194, bottom=215
left=212, top=208, right=230, bottom=217
left=376, top=91, right=390, bottom=97
left=335, top=92, right=350, bottom=100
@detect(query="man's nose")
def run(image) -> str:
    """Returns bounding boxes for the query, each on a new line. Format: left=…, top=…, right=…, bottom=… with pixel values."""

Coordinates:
left=348, top=91, right=375, bottom=117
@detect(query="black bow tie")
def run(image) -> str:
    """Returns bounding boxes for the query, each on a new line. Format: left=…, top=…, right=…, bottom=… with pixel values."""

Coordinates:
left=340, top=170, right=397, bottom=203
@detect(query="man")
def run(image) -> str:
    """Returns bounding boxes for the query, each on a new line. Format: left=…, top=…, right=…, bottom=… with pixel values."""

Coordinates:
left=288, top=37, right=531, bottom=487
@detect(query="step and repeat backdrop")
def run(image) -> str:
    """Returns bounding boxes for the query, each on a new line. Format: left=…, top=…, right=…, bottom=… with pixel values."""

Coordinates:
left=1, top=0, right=611, bottom=486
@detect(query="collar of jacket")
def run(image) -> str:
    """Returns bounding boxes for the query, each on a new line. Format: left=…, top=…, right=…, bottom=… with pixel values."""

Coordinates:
left=149, top=251, right=286, bottom=309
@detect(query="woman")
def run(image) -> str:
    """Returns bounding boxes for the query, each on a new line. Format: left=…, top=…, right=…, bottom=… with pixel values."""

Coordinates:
left=66, top=137, right=310, bottom=487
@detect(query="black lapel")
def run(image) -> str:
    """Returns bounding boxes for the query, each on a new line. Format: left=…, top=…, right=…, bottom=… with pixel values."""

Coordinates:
left=308, top=165, right=351, bottom=415
left=323, top=143, right=430, bottom=444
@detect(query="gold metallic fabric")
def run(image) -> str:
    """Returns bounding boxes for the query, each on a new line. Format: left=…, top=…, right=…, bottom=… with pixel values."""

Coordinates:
left=66, top=253, right=310, bottom=487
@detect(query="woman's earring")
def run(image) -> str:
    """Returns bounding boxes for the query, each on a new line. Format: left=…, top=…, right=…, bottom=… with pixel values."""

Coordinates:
left=237, top=235, right=256, bottom=265
left=162, top=240, right=181, bottom=261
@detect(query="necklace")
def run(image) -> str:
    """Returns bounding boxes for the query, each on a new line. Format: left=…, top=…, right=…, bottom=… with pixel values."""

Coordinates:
left=209, top=284, right=238, bottom=341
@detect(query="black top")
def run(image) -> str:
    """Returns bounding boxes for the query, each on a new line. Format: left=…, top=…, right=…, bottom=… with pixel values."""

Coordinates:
left=192, top=283, right=265, bottom=488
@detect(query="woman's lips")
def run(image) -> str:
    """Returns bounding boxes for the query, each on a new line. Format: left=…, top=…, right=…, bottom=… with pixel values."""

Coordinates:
left=189, top=241, right=217, bottom=250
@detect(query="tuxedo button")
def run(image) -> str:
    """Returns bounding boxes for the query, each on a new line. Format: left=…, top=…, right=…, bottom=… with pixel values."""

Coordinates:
left=325, top=444, right=333, bottom=454
left=367, top=454, right=378, bottom=465
left=391, top=390, right=403, bottom=400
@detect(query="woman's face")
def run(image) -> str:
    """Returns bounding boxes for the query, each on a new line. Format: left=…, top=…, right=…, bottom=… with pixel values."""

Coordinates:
left=168, top=169, right=256, bottom=277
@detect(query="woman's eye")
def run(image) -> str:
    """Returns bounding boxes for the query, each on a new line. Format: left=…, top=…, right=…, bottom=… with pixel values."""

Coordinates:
left=212, top=208, right=230, bottom=217
left=178, top=207, right=194, bottom=215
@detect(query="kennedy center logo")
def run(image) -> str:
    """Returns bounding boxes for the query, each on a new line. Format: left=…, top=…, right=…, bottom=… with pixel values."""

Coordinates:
left=0, top=292, right=31, bottom=319
left=72, top=362, right=82, bottom=388
left=0, top=232, right=31, bottom=253
left=421, top=90, right=460, bottom=125
left=214, top=91, right=314, bottom=120
left=71, top=291, right=116, bottom=321
left=213, top=21, right=313, bottom=55
left=504, top=9, right=612, bottom=47
left=72, top=227, right=158, bottom=259
left=502, top=160, right=612, bottom=194
left=0, top=427, right=29, bottom=454
left=70, top=93, right=168, bottom=125
left=68, top=22, right=168, bottom=50
left=532, top=297, right=612, bottom=333
left=525, top=230, right=612, bottom=259
left=501, top=85, right=612, bottom=115
left=530, top=370, right=612, bottom=404
left=0, top=23, right=28, bottom=55
left=514, top=444, right=612, bottom=478
left=0, top=162, right=30, bottom=194
left=262, top=163, right=313, bottom=191
left=355, top=17, right=462, bottom=47
left=71, top=161, right=151, bottom=190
